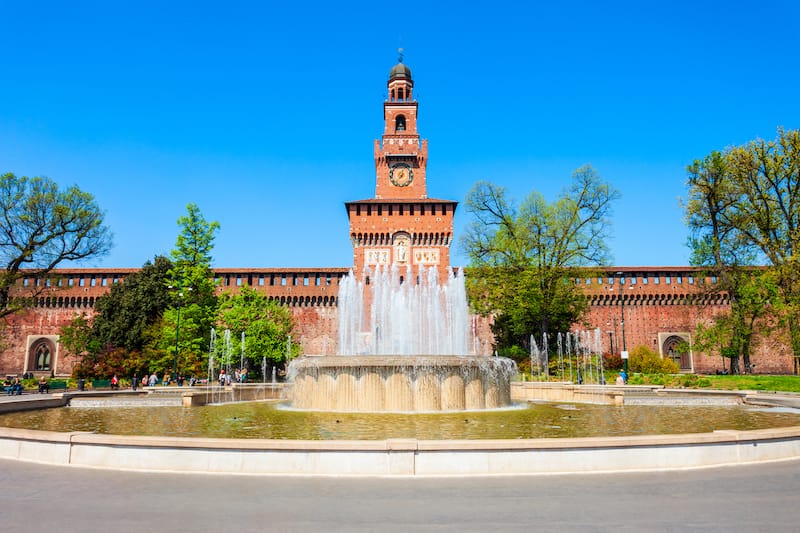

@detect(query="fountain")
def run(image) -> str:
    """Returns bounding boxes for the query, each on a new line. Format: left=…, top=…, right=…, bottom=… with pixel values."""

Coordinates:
left=287, top=264, right=516, bottom=412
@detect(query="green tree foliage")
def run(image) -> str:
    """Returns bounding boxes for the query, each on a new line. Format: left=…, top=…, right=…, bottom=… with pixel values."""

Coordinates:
left=686, top=128, right=800, bottom=373
left=159, top=204, right=221, bottom=377
left=157, top=303, right=209, bottom=377
left=0, top=172, right=111, bottom=318
left=216, top=286, right=298, bottom=373
left=59, top=313, right=98, bottom=359
left=92, top=256, right=173, bottom=353
left=169, top=203, right=219, bottom=308
left=691, top=270, right=780, bottom=373
left=461, top=165, right=619, bottom=354
left=59, top=257, right=173, bottom=378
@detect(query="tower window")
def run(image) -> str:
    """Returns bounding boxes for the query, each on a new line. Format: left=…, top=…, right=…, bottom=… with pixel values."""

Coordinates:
left=395, top=115, right=406, bottom=131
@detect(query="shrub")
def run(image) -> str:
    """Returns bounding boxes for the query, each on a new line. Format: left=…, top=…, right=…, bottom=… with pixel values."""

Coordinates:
left=603, top=353, right=623, bottom=370
left=628, top=345, right=680, bottom=374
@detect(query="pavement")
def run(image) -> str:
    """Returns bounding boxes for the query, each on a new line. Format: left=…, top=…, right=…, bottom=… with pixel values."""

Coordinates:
left=1, top=458, right=800, bottom=532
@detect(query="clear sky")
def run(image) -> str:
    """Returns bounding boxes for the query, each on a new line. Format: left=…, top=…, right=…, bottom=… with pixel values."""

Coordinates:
left=1, top=1, right=798, bottom=270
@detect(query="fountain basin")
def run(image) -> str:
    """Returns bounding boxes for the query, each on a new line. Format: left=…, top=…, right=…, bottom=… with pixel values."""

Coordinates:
left=288, top=355, right=516, bottom=412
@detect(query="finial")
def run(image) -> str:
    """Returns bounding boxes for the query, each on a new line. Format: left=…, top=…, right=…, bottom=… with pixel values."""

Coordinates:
left=398, top=47, right=404, bottom=63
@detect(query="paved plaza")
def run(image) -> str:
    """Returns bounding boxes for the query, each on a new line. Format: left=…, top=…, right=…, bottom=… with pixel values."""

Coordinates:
left=2, top=458, right=799, bottom=532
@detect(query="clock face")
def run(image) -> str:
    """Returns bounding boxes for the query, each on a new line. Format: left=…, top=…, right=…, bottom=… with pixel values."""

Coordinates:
left=389, top=163, right=413, bottom=187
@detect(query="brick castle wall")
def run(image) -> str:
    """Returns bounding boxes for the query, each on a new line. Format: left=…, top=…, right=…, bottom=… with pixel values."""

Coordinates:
left=2, top=265, right=796, bottom=376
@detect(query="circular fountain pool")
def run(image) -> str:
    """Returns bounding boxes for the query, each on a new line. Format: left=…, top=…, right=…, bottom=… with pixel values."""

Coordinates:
left=2, top=400, right=799, bottom=440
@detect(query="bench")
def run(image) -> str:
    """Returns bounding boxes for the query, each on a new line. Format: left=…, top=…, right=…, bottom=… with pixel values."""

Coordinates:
left=39, top=381, right=68, bottom=393
left=91, top=379, right=112, bottom=389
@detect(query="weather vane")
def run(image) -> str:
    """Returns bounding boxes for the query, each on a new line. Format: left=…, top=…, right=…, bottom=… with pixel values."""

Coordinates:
left=398, top=47, right=404, bottom=63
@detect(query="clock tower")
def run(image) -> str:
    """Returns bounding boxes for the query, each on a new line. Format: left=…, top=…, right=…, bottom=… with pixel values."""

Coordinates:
left=345, top=52, right=457, bottom=282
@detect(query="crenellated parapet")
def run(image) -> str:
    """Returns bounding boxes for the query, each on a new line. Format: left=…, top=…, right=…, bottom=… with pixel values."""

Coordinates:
left=15, top=267, right=350, bottom=310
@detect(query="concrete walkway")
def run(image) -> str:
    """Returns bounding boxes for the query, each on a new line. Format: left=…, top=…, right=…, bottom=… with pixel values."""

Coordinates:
left=2, top=457, right=799, bottom=532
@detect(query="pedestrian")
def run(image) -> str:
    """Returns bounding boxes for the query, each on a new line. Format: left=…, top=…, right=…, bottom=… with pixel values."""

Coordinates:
left=132, top=373, right=138, bottom=391
left=149, top=372, right=158, bottom=387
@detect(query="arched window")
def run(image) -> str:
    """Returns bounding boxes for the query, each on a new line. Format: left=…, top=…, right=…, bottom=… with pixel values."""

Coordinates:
left=29, top=338, right=54, bottom=371
left=395, top=115, right=406, bottom=131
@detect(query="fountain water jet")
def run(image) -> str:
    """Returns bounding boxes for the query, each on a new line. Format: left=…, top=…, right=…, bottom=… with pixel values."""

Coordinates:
left=288, top=264, right=516, bottom=412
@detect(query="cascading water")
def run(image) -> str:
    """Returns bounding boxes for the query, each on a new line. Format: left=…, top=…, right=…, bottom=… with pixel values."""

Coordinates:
left=337, top=264, right=471, bottom=356
left=288, top=263, right=517, bottom=412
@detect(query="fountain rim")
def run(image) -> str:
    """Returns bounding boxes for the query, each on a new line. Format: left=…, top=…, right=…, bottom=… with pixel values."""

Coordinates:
left=289, top=354, right=517, bottom=368
left=0, top=390, right=799, bottom=476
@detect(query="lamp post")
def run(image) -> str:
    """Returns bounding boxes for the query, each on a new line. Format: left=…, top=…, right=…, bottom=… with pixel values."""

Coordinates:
left=168, top=285, right=191, bottom=380
left=620, top=296, right=628, bottom=378
left=616, top=272, right=629, bottom=380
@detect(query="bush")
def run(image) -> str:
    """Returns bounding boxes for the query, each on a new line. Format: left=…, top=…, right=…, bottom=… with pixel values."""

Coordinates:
left=628, top=345, right=680, bottom=374
left=603, top=353, right=623, bottom=370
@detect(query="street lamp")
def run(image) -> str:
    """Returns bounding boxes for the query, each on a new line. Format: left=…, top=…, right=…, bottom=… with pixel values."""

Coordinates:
left=168, top=285, right=192, bottom=380
left=616, top=272, right=629, bottom=380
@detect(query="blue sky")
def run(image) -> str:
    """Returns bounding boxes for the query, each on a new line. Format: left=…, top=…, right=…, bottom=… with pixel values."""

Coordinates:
left=1, top=1, right=798, bottom=269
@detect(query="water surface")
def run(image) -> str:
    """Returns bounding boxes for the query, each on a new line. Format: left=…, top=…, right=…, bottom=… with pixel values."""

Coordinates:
left=1, top=401, right=799, bottom=440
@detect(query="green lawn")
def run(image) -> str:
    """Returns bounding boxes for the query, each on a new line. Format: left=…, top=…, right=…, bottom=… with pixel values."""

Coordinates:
left=626, top=373, right=800, bottom=393
left=701, top=374, right=800, bottom=393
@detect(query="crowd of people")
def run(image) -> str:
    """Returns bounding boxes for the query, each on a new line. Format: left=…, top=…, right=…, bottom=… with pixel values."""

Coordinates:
left=2, top=367, right=255, bottom=396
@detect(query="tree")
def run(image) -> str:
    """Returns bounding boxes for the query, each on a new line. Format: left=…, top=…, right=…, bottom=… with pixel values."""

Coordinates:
left=59, top=256, right=173, bottom=378
left=168, top=203, right=219, bottom=309
left=690, top=270, right=779, bottom=374
left=91, top=256, right=173, bottom=353
left=216, top=286, right=298, bottom=375
left=686, top=129, right=800, bottom=373
left=159, top=204, right=221, bottom=377
left=59, top=313, right=99, bottom=359
left=461, top=165, right=619, bottom=356
left=686, top=152, right=768, bottom=373
left=0, top=172, right=111, bottom=318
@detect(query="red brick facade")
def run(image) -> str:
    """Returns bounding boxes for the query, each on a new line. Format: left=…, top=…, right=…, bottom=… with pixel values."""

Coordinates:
left=2, top=59, right=796, bottom=376
left=3, top=265, right=795, bottom=377
left=347, top=56, right=455, bottom=283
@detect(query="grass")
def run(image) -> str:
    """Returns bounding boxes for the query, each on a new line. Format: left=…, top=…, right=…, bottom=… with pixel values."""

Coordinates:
left=626, top=373, right=800, bottom=393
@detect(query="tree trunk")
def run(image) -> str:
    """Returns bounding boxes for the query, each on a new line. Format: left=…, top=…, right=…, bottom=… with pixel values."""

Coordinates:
left=790, top=316, right=800, bottom=375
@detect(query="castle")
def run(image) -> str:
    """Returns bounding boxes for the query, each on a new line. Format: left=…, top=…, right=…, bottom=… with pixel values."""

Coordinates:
left=3, top=58, right=794, bottom=377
